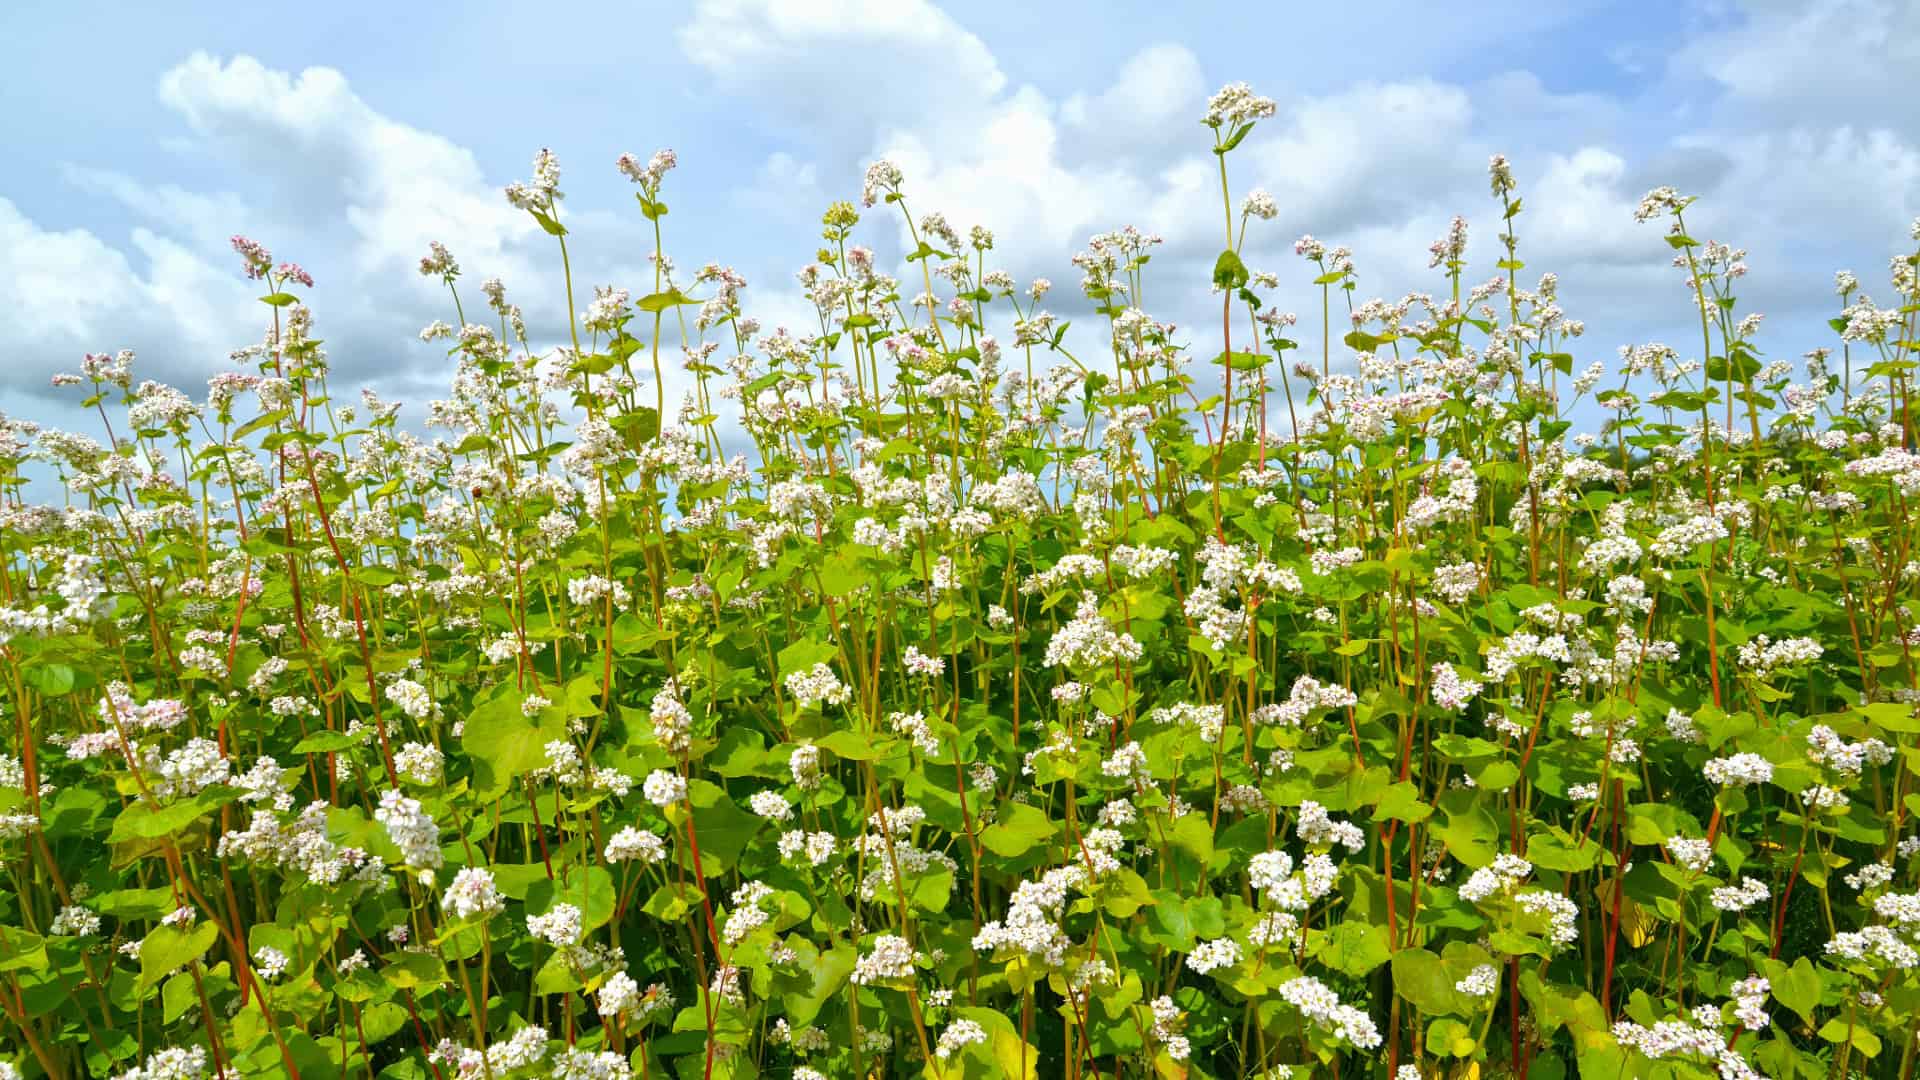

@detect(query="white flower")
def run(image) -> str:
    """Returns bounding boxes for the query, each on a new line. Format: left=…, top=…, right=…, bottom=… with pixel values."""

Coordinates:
left=1664, top=836, right=1713, bottom=873
left=851, top=934, right=916, bottom=984
left=551, top=1048, right=631, bottom=1080
left=605, top=826, right=666, bottom=863
left=393, top=741, right=443, bottom=785
left=1711, top=877, right=1770, bottom=913
left=253, top=945, right=288, bottom=982
left=441, top=867, right=505, bottom=921
left=1455, top=964, right=1499, bottom=997
left=784, top=663, right=851, bottom=709
left=1295, top=801, right=1365, bottom=852
left=902, top=645, right=946, bottom=676
left=1516, top=890, right=1580, bottom=948
left=526, top=903, right=583, bottom=947
left=790, top=743, right=822, bottom=790
left=1044, top=595, right=1143, bottom=670
left=642, top=770, right=687, bottom=807
left=1703, top=754, right=1773, bottom=787
left=1276, top=976, right=1381, bottom=1049
left=1826, top=925, right=1918, bottom=968
left=384, top=678, right=433, bottom=720
left=375, top=789, right=443, bottom=873
left=111, top=1047, right=211, bottom=1080
left=1459, top=853, right=1532, bottom=902
left=1730, top=975, right=1770, bottom=1030
left=1186, top=937, right=1242, bottom=974
left=1244, top=849, right=1290, bottom=891
left=50, top=904, right=101, bottom=937
left=1735, top=634, right=1823, bottom=677
left=1430, top=662, right=1482, bottom=711
left=597, top=971, right=639, bottom=1018
left=935, top=1019, right=987, bottom=1060
left=748, top=790, right=792, bottom=821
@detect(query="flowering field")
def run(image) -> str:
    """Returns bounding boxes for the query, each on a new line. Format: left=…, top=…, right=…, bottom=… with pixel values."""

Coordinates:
left=2, top=81, right=1919, bottom=1080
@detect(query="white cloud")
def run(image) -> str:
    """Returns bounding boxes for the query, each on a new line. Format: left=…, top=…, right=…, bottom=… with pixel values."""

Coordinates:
left=1061, top=44, right=1207, bottom=153
left=735, top=151, right=829, bottom=226
left=59, top=166, right=257, bottom=254
left=1240, top=81, right=1477, bottom=238
left=1674, top=0, right=1920, bottom=128
left=4, top=52, right=600, bottom=409
left=157, top=52, right=535, bottom=282
left=679, top=0, right=1005, bottom=149
left=0, top=196, right=254, bottom=399
left=877, top=86, right=1158, bottom=276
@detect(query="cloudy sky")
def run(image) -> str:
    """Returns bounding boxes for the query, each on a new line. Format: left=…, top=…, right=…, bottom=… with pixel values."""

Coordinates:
left=3, top=0, right=1917, bottom=439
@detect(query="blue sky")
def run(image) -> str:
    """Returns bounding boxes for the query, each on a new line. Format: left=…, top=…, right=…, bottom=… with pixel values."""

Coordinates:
left=3, top=0, right=1917, bottom=437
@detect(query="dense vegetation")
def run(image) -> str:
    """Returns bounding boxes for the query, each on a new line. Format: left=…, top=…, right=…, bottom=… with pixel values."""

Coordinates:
left=3, top=82, right=1920, bottom=1079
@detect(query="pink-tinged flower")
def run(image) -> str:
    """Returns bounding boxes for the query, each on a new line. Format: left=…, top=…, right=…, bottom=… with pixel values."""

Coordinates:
left=231, top=235, right=272, bottom=279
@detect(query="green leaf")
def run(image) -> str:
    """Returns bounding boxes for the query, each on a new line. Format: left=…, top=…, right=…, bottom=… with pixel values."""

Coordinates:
left=1212, top=249, right=1249, bottom=291
left=1374, top=782, right=1433, bottom=823
left=1427, top=1017, right=1478, bottom=1058
left=1389, top=948, right=1457, bottom=1015
left=1143, top=890, right=1223, bottom=952
left=959, top=1006, right=1039, bottom=1080
left=1216, top=121, right=1255, bottom=154
left=817, top=551, right=865, bottom=596
left=460, top=684, right=567, bottom=798
left=782, top=940, right=853, bottom=1026
left=0, top=927, right=46, bottom=973
left=776, top=638, right=838, bottom=678
left=1313, top=920, right=1390, bottom=977
left=1856, top=702, right=1920, bottom=734
left=1167, top=812, right=1215, bottom=867
left=816, top=729, right=892, bottom=762
left=384, top=951, right=446, bottom=991
left=291, top=730, right=363, bottom=754
left=1432, top=794, right=1499, bottom=868
left=978, top=802, right=1058, bottom=859
left=906, top=239, right=958, bottom=263
left=1763, top=956, right=1822, bottom=1026
left=22, top=662, right=75, bottom=696
left=138, top=921, right=219, bottom=991
left=232, top=408, right=291, bottom=439
left=636, top=288, right=699, bottom=312
left=1819, top=1017, right=1881, bottom=1057
left=1474, top=760, right=1520, bottom=791
left=706, top=727, right=768, bottom=778
left=109, top=787, right=242, bottom=843
left=528, top=864, right=617, bottom=931
left=684, top=780, right=761, bottom=877
left=1525, top=827, right=1602, bottom=873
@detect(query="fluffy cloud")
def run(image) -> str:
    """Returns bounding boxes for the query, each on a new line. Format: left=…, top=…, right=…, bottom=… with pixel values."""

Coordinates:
left=1060, top=44, right=1208, bottom=156
left=0, top=196, right=255, bottom=400
left=158, top=52, right=536, bottom=283
left=1674, top=0, right=1920, bottom=129
left=2, top=53, right=543, bottom=410
left=679, top=0, right=1005, bottom=150
left=2, top=52, right=670, bottom=420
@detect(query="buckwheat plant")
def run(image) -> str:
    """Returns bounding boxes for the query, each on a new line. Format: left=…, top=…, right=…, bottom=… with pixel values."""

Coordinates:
left=3, top=84, right=1920, bottom=1080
